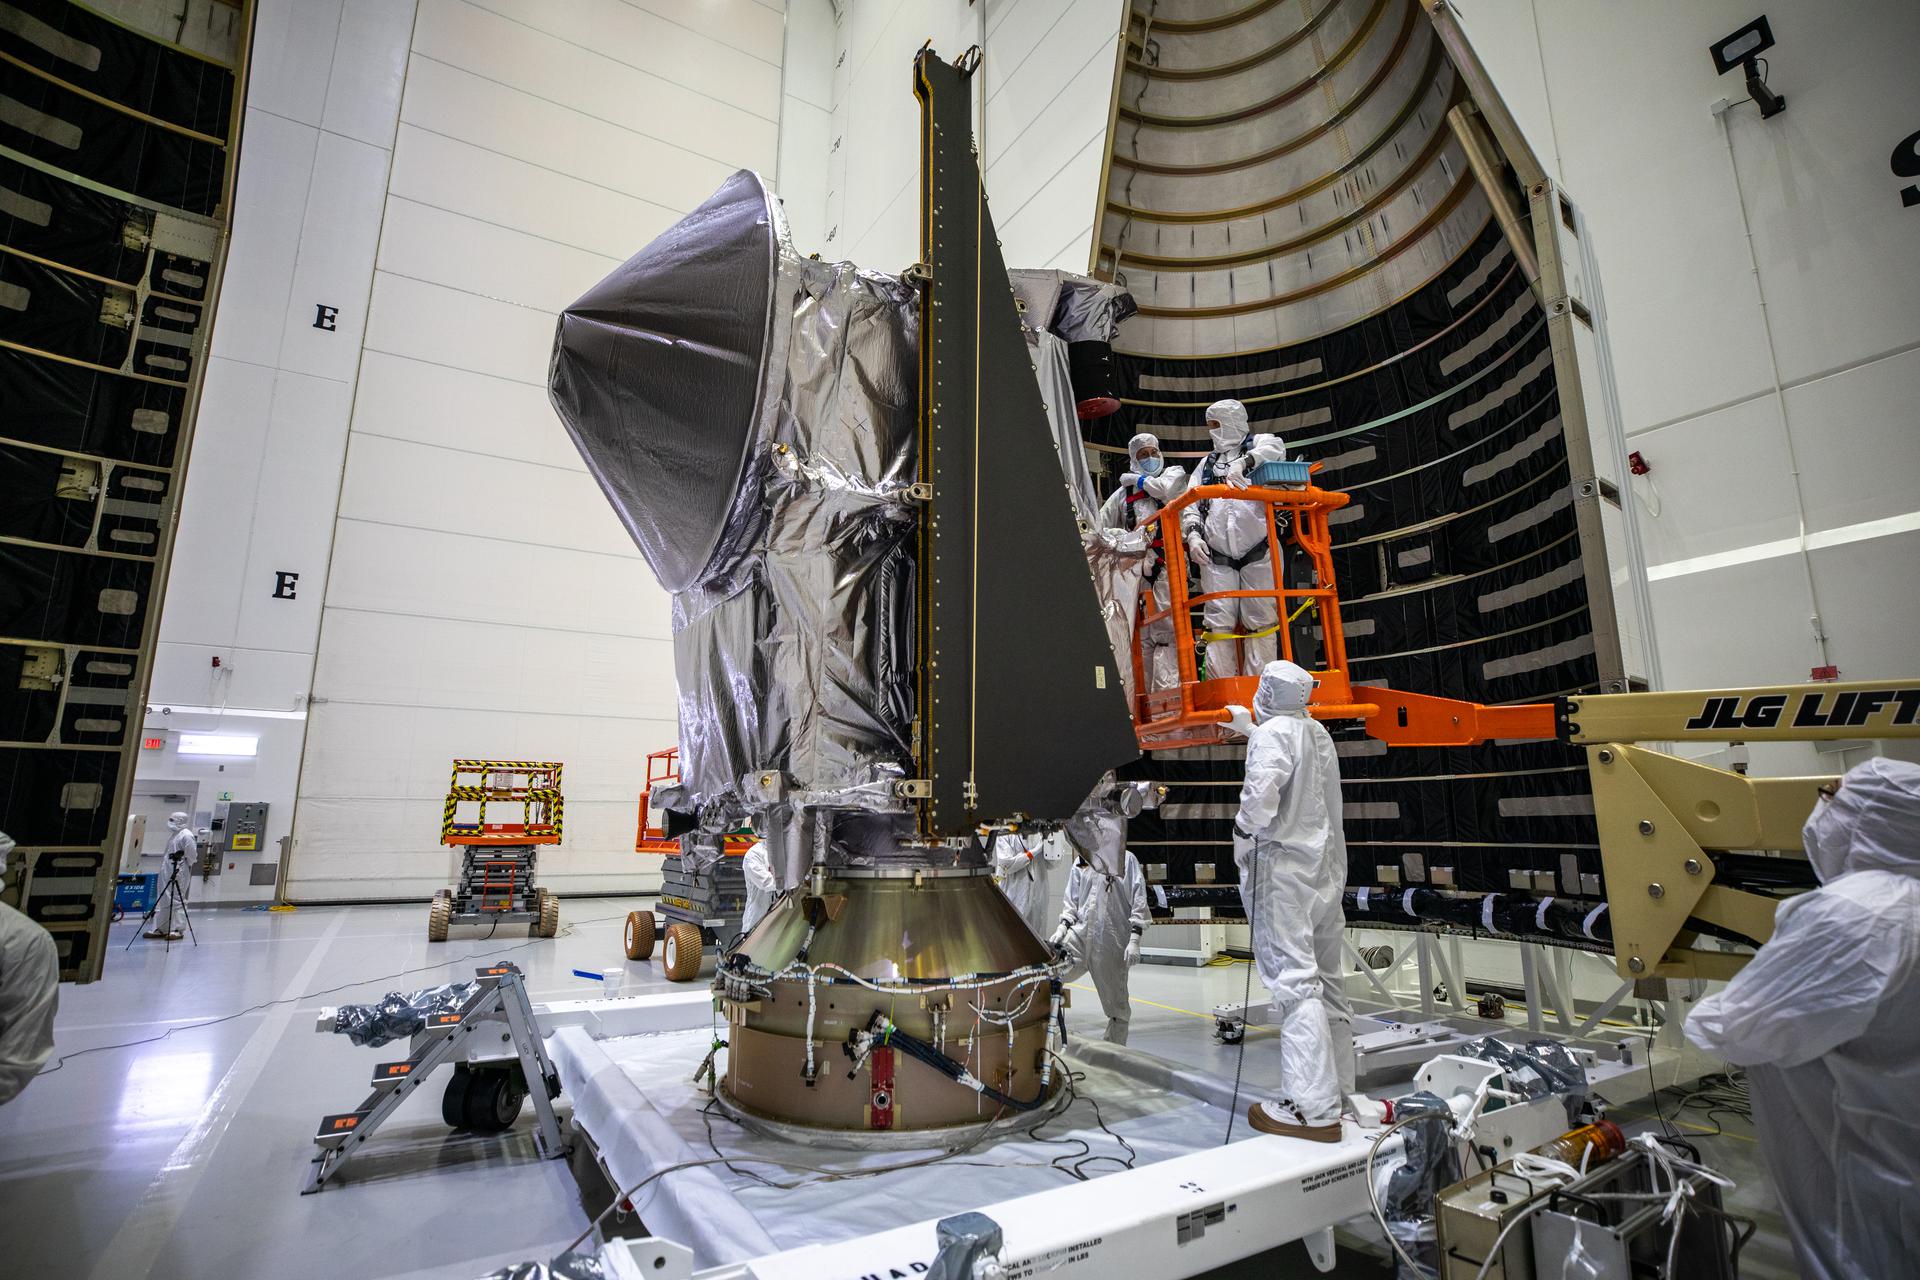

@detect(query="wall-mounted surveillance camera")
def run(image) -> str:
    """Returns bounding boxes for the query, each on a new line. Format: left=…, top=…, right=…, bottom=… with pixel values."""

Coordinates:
left=1710, top=16, right=1786, bottom=119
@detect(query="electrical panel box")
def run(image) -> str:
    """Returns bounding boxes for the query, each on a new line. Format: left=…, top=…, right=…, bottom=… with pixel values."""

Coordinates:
left=223, top=802, right=269, bottom=854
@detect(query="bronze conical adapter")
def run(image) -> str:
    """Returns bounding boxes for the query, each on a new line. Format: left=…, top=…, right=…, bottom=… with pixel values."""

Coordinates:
left=715, top=868, right=1064, bottom=1143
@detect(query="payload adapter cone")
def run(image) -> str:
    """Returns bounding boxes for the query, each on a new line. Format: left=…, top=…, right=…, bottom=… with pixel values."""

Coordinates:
left=549, top=51, right=1140, bottom=1141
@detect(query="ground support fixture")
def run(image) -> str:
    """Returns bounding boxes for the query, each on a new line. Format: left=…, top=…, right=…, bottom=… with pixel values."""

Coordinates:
left=303, top=963, right=566, bottom=1193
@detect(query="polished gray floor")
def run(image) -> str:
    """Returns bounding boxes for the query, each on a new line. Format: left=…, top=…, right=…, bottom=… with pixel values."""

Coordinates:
left=2, top=900, right=655, bottom=1280
left=0, top=905, right=1793, bottom=1279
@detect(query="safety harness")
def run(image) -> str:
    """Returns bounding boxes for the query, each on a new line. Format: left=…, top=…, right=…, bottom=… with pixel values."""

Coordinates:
left=1191, top=439, right=1284, bottom=571
left=1189, top=435, right=1322, bottom=649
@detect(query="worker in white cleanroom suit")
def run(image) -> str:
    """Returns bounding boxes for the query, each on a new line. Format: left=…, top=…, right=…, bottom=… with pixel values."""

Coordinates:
left=1225, top=660, right=1351, bottom=1142
left=741, top=838, right=777, bottom=933
left=147, top=812, right=195, bottom=940
left=1099, top=432, right=1188, bottom=692
left=1685, top=757, right=1920, bottom=1280
left=1180, top=399, right=1288, bottom=678
left=1050, top=848, right=1150, bottom=1045
left=993, top=830, right=1063, bottom=938
left=0, top=831, right=60, bottom=1104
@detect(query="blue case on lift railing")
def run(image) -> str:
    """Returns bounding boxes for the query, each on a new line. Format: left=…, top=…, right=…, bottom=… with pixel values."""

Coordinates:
left=1251, top=459, right=1311, bottom=486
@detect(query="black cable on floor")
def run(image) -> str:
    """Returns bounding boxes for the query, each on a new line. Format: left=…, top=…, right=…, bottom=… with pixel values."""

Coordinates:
left=1028, top=1056, right=1138, bottom=1182
left=1222, top=841, right=1258, bottom=1144
left=1017, top=1072, right=1097, bottom=1177
left=34, top=909, right=634, bottom=1077
left=1672, top=1069, right=1751, bottom=1137
left=1068, top=1070, right=1137, bottom=1178
left=698, top=1097, right=782, bottom=1189
left=1641, top=1001, right=1680, bottom=1139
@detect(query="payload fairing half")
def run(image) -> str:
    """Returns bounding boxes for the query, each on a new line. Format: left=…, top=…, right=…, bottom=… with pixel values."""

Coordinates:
left=1089, top=0, right=1659, bottom=945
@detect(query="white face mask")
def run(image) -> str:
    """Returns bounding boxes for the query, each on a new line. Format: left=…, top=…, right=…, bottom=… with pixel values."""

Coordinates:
left=1209, top=419, right=1246, bottom=451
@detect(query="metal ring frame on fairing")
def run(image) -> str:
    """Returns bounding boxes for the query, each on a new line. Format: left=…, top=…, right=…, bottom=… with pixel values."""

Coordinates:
left=1094, top=0, right=1486, bottom=348
left=1088, top=0, right=1655, bottom=951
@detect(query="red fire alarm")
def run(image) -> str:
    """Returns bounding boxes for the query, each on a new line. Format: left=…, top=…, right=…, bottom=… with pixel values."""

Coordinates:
left=1627, top=450, right=1650, bottom=476
left=142, top=737, right=165, bottom=750
left=1810, top=664, right=1840, bottom=682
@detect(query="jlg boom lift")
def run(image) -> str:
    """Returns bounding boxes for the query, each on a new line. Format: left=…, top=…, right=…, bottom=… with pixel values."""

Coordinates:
left=1129, top=472, right=1920, bottom=981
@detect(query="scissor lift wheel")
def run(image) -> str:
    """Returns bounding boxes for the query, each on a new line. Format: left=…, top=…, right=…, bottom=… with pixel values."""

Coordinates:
left=536, top=889, right=560, bottom=938
left=428, top=891, right=451, bottom=943
left=662, top=922, right=703, bottom=981
left=624, top=910, right=656, bottom=960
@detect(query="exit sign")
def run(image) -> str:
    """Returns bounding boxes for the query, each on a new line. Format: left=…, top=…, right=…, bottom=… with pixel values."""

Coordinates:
left=142, top=737, right=165, bottom=750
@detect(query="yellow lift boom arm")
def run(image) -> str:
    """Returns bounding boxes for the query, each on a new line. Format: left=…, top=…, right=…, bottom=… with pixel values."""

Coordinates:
left=1564, top=680, right=1919, bottom=980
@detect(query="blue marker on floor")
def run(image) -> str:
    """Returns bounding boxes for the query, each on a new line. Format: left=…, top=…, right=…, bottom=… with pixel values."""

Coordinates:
left=572, top=968, right=605, bottom=981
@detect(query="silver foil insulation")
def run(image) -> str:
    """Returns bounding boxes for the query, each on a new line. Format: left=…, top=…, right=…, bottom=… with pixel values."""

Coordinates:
left=550, top=171, right=919, bottom=857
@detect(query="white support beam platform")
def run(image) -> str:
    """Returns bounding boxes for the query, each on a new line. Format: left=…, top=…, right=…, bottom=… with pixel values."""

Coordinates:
left=534, top=989, right=714, bottom=1038
left=671, top=1130, right=1380, bottom=1280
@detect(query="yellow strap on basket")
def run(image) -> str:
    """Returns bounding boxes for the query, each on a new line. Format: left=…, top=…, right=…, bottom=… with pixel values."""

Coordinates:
left=1196, top=597, right=1317, bottom=642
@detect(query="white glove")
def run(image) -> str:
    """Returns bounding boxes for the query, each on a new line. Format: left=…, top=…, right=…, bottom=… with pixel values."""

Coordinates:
left=1119, top=470, right=1141, bottom=486
left=1124, top=936, right=1141, bottom=967
left=1224, top=457, right=1254, bottom=489
left=1048, top=922, right=1071, bottom=949
left=1223, top=704, right=1254, bottom=738
left=1186, top=531, right=1213, bottom=566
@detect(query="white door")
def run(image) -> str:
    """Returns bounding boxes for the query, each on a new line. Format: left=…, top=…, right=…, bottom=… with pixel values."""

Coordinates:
left=123, top=814, right=146, bottom=872
left=129, top=787, right=195, bottom=867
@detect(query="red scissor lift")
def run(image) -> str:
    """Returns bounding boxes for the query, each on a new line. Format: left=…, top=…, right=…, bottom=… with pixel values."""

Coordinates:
left=624, top=747, right=754, bottom=980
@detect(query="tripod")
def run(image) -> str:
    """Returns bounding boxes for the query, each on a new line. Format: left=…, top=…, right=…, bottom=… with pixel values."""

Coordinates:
left=128, top=853, right=197, bottom=950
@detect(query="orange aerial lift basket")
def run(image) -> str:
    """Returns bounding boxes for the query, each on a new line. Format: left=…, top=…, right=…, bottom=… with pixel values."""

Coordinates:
left=634, top=747, right=753, bottom=856
left=440, top=760, right=563, bottom=845
left=1131, top=468, right=1559, bottom=751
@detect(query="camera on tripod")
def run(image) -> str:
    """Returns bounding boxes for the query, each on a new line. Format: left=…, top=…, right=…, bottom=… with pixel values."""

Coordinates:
left=133, top=836, right=197, bottom=948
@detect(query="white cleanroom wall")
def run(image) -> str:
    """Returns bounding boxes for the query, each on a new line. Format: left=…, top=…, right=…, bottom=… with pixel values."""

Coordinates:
left=1462, top=0, right=1920, bottom=773
left=287, top=0, right=789, bottom=899
left=139, top=0, right=418, bottom=902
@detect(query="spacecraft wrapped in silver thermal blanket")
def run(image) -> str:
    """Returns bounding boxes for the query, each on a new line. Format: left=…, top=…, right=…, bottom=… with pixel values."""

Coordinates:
left=550, top=171, right=1149, bottom=893
left=549, top=171, right=918, bottom=830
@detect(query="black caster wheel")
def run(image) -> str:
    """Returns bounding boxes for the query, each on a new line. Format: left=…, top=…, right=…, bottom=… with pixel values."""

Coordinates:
left=442, top=1064, right=526, bottom=1133
left=442, top=1063, right=473, bottom=1128
left=1215, top=1018, right=1245, bottom=1045
left=464, top=1067, right=526, bottom=1133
